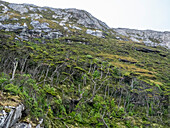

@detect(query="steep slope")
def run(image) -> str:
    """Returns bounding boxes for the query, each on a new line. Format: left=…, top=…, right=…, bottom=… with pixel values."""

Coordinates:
left=0, top=1, right=169, bottom=128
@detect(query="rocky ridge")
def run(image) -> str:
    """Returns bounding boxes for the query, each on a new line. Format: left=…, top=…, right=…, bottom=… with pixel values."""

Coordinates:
left=0, top=0, right=108, bottom=40
left=113, top=28, right=170, bottom=49
left=0, top=0, right=169, bottom=49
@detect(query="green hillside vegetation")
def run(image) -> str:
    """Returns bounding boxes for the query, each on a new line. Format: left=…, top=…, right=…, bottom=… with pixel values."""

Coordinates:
left=0, top=29, right=169, bottom=127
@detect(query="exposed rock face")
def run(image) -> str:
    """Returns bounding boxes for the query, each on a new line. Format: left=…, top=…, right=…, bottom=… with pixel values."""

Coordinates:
left=0, top=23, right=24, bottom=31
left=29, top=14, right=43, bottom=20
left=2, top=2, right=109, bottom=31
left=30, top=20, right=51, bottom=32
left=0, top=104, right=25, bottom=128
left=113, top=28, right=170, bottom=48
left=86, top=29, right=103, bottom=37
left=69, top=24, right=82, bottom=30
left=0, top=1, right=109, bottom=40
left=0, top=3, right=9, bottom=13
left=48, top=8, right=109, bottom=30
left=8, top=3, right=28, bottom=14
left=64, top=9, right=109, bottom=30
left=0, top=14, right=10, bottom=21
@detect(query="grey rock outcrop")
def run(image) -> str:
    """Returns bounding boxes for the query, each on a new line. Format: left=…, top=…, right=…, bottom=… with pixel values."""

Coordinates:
left=0, top=14, right=10, bottom=21
left=3, top=1, right=109, bottom=31
left=0, top=23, right=24, bottom=31
left=0, top=1, right=109, bottom=39
left=0, top=104, right=25, bottom=128
left=30, top=20, right=51, bottom=32
left=0, top=4, right=9, bottom=13
left=65, top=9, right=109, bottom=31
left=69, top=24, right=82, bottom=30
left=29, top=14, right=43, bottom=20
left=49, top=8, right=109, bottom=30
left=8, top=3, right=28, bottom=14
left=86, top=29, right=104, bottom=37
left=113, top=28, right=170, bottom=49
left=44, top=31, right=63, bottom=39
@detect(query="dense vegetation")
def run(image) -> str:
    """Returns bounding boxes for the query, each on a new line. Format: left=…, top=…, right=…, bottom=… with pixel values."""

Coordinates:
left=0, top=29, right=169, bottom=128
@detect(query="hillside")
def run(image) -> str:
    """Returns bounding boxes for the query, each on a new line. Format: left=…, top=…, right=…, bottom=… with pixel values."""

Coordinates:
left=0, top=1, right=169, bottom=128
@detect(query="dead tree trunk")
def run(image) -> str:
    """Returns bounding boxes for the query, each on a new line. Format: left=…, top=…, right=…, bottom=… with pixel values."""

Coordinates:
left=10, top=59, right=18, bottom=81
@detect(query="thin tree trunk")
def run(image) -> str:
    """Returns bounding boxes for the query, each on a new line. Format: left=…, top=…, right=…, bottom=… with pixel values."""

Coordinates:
left=21, top=55, right=29, bottom=73
left=10, top=60, right=18, bottom=80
